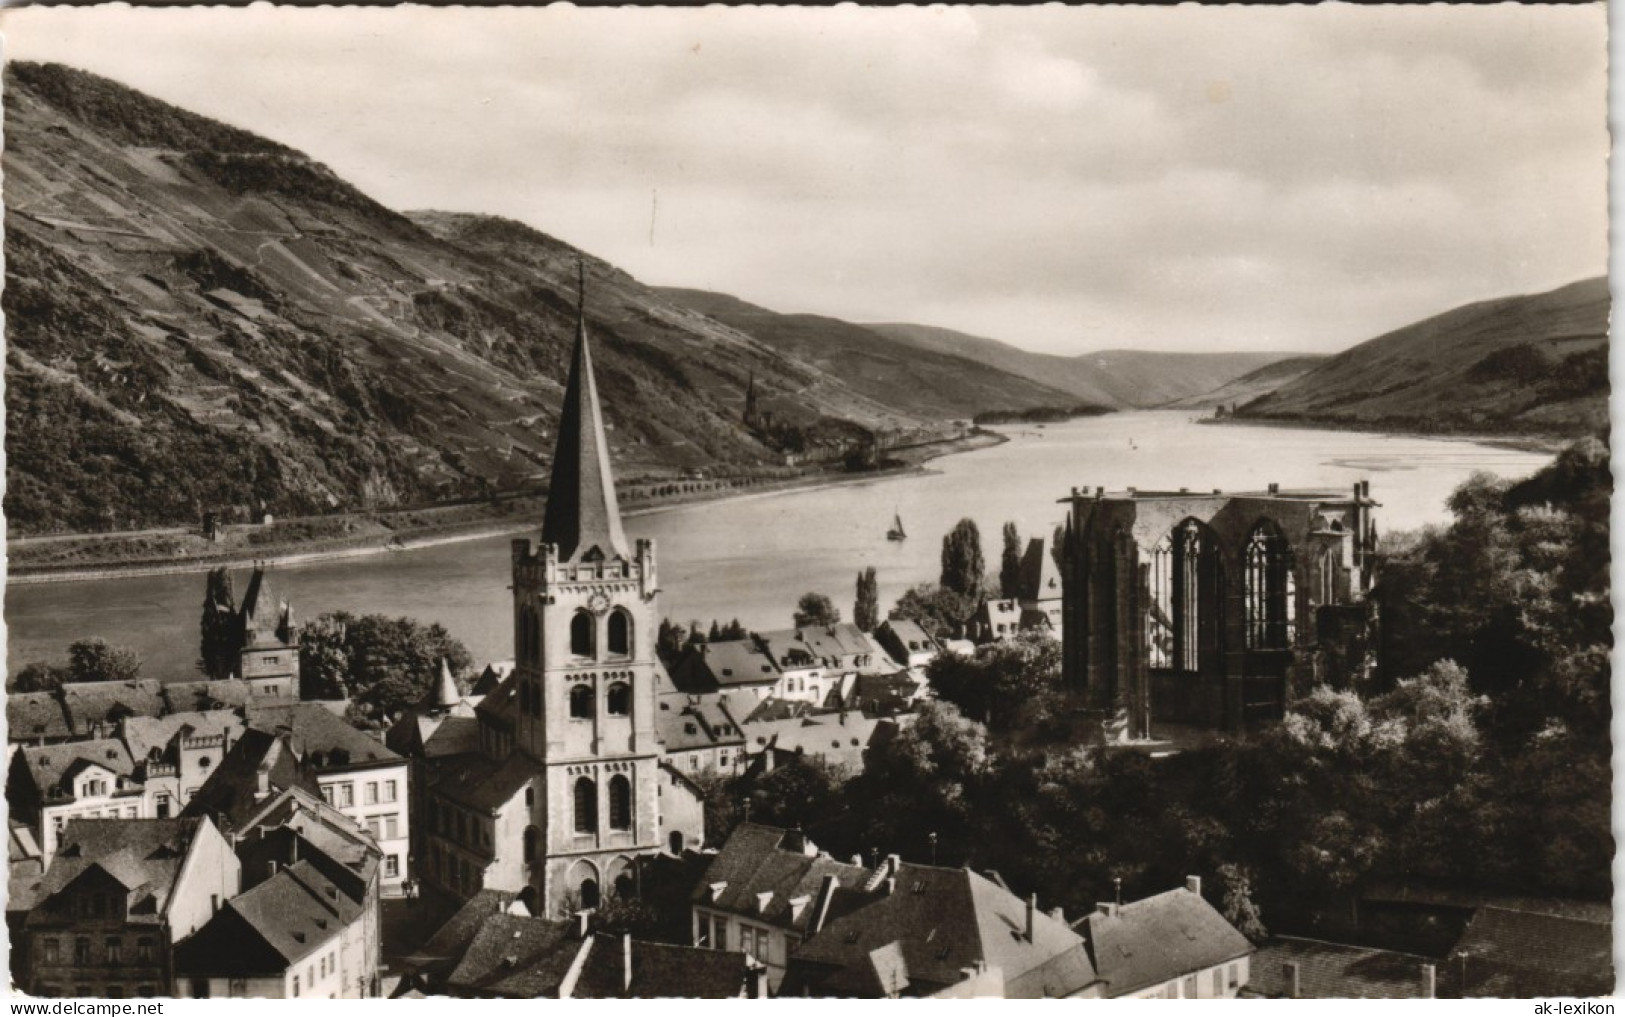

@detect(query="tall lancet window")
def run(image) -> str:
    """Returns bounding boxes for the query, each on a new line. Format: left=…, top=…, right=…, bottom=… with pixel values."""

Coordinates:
left=1245, top=521, right=1297, bottom=650
left=574, top=777, right=597, bottom=834
left=571, top=611, right=595, bottom=658
left=1147, top=536, right=1175, bottom=669
left=608, top=610, right=631, bottom=657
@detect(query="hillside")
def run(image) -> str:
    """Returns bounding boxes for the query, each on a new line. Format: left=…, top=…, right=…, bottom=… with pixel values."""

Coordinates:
left=1237, top=278, right=1610, bottom=437
left=866, top=322, right=1293, bottom=409
left=2, top=62, right=929, bottom=535
left=655, top=289, right=1087, bottom=421
left=1167, top=355, right=1328, bottom=410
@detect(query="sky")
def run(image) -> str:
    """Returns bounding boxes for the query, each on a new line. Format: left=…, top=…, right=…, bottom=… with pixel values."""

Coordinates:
left=0, top=4, right=1609, bottom=355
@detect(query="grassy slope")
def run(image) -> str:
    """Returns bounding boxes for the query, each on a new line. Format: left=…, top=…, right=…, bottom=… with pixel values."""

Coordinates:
left=1238, top=278, right=1609, bottom=436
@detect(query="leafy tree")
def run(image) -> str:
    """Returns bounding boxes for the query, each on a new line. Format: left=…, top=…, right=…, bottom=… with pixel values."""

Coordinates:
left=743, top=757, right=851, bottom=835
left=198, top=566, right=240, bottom=680
left=1216, top=863, right=1268, bottom=942
left=793, top=592, right=841, bottom=628
left=939, top=518, right=985, bottom=598
left=853, top=567, right=880, bottom=632
left=686, top=619, right=707, bottom=649
left=66, top=638, right=142, bottom=684
left=299, top=612, right=473, bottom=728
left=890, top=582, right=976, bottom=641
left=925, top=631, right=1063, bottom=731
left=657, top=619, right=686, bottom=662
left=11, top=661, right=68, bottom=693
left=999, top=521, right=1023, bottom=598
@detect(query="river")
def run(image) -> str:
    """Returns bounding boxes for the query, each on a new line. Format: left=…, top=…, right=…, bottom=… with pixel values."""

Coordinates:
left=4, top=412, right=1554, bottom=678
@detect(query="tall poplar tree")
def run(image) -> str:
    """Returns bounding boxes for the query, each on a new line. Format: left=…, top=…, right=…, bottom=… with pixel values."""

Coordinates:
left=940, top=518, right=985, bottom=598
left=999, top=521, right=1023, bottom=599
left=854, top=567, right=880, bottom=631
left=199, top=566, right=239, bottom=680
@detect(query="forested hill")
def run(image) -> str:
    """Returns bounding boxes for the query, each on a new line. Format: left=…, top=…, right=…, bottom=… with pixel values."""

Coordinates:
left=1236, top=277, right=1610, bottom=436
left=3, top=62, right=945, bottom=535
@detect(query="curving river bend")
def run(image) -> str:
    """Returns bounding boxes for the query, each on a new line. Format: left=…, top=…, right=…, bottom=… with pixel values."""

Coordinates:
left=4, top=412, right=1553, bottom=678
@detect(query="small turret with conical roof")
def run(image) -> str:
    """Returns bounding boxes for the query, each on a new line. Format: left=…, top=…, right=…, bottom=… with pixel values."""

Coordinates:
left=433, top=657, right=460, bottom=709
left=540, top=261, right=629, bottom=564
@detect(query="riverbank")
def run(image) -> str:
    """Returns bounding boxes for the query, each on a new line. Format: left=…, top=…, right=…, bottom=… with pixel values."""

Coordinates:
left=7, top=429, right=1006, bottom=586
left=1201, top=415, right=1571, bottom=455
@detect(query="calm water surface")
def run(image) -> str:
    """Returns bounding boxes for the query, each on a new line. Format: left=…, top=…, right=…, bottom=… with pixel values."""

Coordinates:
left=5, top=412, right=1553, bottom=677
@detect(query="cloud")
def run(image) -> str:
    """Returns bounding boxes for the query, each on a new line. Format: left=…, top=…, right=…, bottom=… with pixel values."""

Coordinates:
left=0, top=3, right=1606, bottom=355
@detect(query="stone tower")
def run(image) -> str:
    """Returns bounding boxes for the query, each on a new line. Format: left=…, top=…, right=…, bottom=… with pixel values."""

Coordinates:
left=509, top=265, right=662, bottom=914
left=237, top=565, right=300, bottom=698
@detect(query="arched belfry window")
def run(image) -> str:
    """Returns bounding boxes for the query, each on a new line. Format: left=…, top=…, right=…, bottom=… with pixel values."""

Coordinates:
left=609, top=775, right=632, bottom=831
left=1245, top=521, right=1297, bottom=650
left=571, top=611, right=595, bottom=658
left=606, top=681, right=631, bottom=717
left=608, top=610, right=631, bottom=657
left=569, top=683, right=595, bottom=719
left=574, top=777, right=597, bottom=834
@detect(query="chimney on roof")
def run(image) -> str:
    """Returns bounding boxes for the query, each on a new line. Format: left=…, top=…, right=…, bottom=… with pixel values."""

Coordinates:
left=1186, top=875, right=1202, bottom=896
left=1114, top=877, right=1122, bottom=906
left=1025, top=893, right=1037, bottom=942
left=1095, top=901, right=1119, bottom=919
left=622, top=934, right=634, bottom=993
left=268, top=860, right=279, bottom=879
left=1284, top=961, right=1301, bottom=999
left=1421, top=963, right=1436, bottom=999
left=1049, top=906, right=1064, bottom=924
left=1268, top=482, right=1280, bottom=495
left=885, top=853, right=900, bottom=877
left=883, top=877, right=896, bottom=896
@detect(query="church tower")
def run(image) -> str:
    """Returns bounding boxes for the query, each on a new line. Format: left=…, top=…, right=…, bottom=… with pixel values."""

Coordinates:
left=510, top=264, right=662, bottom=915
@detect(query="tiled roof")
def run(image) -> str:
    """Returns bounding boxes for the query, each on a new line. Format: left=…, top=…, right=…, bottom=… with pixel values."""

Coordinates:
left=690, top=639, right=780, bottom=688
left=1245, top=936, right=1454, bottom=998
left=574, top=935, right=750, bottom=998
left=471, top=662, right=513, bottom=696
left=6, top=692, right=72, bottom=742
left=655, top=699, right=746, bottom=752
left=742, top=711, right=882, bottom=771
left=444, top=914, right=581, bottom=996
left=474, top=673, right=518, bottom=727
left=1081, top=887, right=1253, bottom=997
left=121, top=710, right=243, bottom=763
left=695, top=823, right=874, bottom=937
left=60, top=679, right=165, bottom=734
left=174, top=859, right=362, bottom=976
left=429, top=751, right=536, bottom=813
left=23, top=817, right=205, bottom=926
left=410, top=889, right=520, bottom=979
left=1362, top=881, right=1613, bottom=924
left=756, top=625, right=879, bottom=671
left=244, top=702, right=401, bottom=770
left=161, top=679, right=253, bottom=713
left=181, top=729, right=321, bottom=830
left=234, top=786, right=381, bottom=887
left=786, top=862, right=1096, bottom=998
left=1453, top=906, right=1613, bottom=997
left=20, top=738, right=135, bottom=797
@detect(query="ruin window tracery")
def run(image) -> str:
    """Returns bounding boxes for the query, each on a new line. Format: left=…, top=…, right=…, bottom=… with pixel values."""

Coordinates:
left=1245, top=521, right=1297, bottom=650
left=1148, top=520, right=1214, bottom=671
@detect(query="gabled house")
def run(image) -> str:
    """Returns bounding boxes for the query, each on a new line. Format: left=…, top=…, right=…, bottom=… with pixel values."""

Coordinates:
left=7, top=691, right=75, bottom=747
left=1015, top=537, right=1064, bottom=637
left=965, top=598, right=1023, bottom=645
left=59, top=681, right=166, bottom=740
left=691, top=823, right=877, bottom=993
left=17, top=817, right=240, bottom=999
left=1075, top=878, right=1254, bottom=998
left=121, top=710, right=244, bottom=817
left=9, top=739, right=145, bottom=861
left=781, top=861, right=1099, bottom=999
left=655, top=696, right=748, bottom=775
left=873, top=619, right=941, bottom=674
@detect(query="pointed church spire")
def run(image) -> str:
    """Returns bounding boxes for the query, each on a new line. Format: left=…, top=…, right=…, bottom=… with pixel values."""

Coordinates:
left=541, top=260, right=629, bottom=562
left=434, top=658, right=460, bottom=708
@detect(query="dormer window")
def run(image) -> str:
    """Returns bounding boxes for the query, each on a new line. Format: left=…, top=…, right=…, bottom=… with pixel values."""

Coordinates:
left=756, top=891, right=773, bottom=913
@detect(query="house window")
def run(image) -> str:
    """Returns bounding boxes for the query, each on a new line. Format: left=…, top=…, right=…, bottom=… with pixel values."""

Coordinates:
left=571, top=611, right=595, bottom=657
left=1228, top=964, right=1239, bottom=989
left=74, top=938, right=91, bottom=965
left=383, top=853, right=398, bottom=879
left=41, top=939, right=59, bottom=964
left=606, top=681, right=631, bottom=716
left=1213, top=968, right=1224, bottom=996
left=198, top=757, right=211, bottom=769
left=608, top=610, right=632, bottom=656
left=574, top=777, right=597, bottom=833
left=364, top=783, right=378, bottom=806
left=321, top=785, right=335, bottom=806
left=525, top=787, right=535, bottom=809
left=293, top=975, right=300, bottom=996
left=85, top=779, right=107, bottom=797
left=338, top=784, right=354, bottom=808
left=190, top=980, right=210, bottom=999
left=137, top=939, right=153, bottom=964
left=608, top=775, right=632, bottom=831
left=383, top=780, right=398, bottom=803
left=1183, top=975, right=1198, bottom=998
left=524, top=825, right=540, bottom=861
left=155, top=794, right=171, bottom=819
left=105, top=938, right=121, bottom=964
left=570, top=684, right=595, bottom=719
left=385, top=815, right=399, bottom=839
